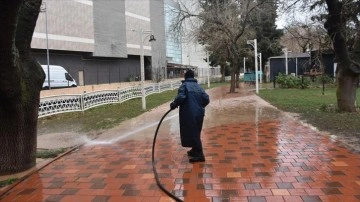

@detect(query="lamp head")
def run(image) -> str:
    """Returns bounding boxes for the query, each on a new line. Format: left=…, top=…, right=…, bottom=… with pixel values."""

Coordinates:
left=149, top=35, right=156, bottom=42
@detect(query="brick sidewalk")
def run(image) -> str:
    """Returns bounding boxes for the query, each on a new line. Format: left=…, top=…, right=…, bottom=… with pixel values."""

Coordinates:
left=1, top=87, right=360, bottom=202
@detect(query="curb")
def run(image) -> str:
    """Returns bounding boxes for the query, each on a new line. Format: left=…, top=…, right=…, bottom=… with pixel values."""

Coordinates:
left=0, top=145, right=81, bottom=198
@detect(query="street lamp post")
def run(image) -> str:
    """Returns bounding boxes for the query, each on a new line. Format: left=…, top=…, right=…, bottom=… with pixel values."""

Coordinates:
left=282, top=48, right=289, bottom=75
left=307, top=48, right=311, bottom=70
left=296, top=57, right=298, bottom=76
left=206, top=51, right=210, bottom=88
left=258, top=53, right=262, bottom=83
left=133, top=29, right=156, bottom=110
left=41, top=2, right=51, bottom=89
left=247, top=39, right=259, bottom=94
left=243, top=57, right=247, bottom=73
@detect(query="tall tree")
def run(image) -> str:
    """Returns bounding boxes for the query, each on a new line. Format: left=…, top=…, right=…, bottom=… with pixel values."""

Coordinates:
left=0, top=0, right=45, bottom=175
left=279, top=0, right=359, bottom=112
left=323, top=0, right=360, bottom=112
left=249, top=0, right=283, bottom=80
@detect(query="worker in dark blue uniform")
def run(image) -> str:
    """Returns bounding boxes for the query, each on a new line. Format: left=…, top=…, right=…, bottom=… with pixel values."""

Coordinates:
left=170, top=70, right=210, bottom=163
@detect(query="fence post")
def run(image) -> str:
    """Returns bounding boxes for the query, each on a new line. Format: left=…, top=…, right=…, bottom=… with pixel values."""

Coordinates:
left=81, top=91, right=86, bottom=112
left=170, top=81, right=173, bottom=90
left=273, top=77, right=276, bottom=89
left=118, top=88, right=121, bottom=103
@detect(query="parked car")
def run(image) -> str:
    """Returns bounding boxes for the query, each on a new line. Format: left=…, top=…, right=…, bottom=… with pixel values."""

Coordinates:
left=41, top=65, right=77, bottom=89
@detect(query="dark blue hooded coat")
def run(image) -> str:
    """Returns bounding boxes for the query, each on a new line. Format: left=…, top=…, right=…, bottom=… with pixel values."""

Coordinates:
left=171, top=78, right=210, bottom=147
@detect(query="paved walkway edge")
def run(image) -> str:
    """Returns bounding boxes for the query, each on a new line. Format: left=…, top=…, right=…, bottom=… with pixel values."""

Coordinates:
left=0, top=146, right=79, bottom=197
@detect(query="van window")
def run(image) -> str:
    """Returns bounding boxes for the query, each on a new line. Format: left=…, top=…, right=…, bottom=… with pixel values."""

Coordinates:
left=65, top=73, right=74, bottom=81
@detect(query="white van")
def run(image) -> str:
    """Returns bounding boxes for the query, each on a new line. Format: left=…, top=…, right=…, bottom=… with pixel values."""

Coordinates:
left=41, top=65, right=77, bottom=89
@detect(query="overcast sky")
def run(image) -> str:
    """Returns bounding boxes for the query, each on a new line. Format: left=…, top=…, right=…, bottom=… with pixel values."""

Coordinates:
left=275, top=7, right=314, bottom=29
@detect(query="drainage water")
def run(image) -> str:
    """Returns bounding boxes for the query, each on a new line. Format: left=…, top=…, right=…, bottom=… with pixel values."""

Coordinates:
left=83, top=113, right=178, bottom=146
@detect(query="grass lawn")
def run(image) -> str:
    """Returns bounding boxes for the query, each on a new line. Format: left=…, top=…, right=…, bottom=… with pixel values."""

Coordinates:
left=37, top=90, right=178, bottom=135
left=259, top=87, right=360, bottom=136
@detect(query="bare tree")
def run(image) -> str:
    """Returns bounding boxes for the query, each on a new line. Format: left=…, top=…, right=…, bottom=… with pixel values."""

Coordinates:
left=152, top=67, right=164, bottom=83
left=282, top=21, right=332, bottom=52
left=282, top=21, right=333, bottom=73
left=282, top=23, right=316, bottom=53
left=0, top=0, right=45, bottom=175
left=198, top=25, right=248, bottom=83
left=171, top=0, right=274, bottom=93
left=152, top=53, right=167, bottom=83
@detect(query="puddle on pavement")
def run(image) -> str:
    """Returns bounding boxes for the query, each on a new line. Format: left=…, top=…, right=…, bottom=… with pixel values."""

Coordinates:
left=37, top=85, right=285, bottom=148
left=88, top=86, right=283, bottom=145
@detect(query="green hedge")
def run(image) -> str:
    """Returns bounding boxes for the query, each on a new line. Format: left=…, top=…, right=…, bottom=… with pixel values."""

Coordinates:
left=275, top=73, right=311, bottom=89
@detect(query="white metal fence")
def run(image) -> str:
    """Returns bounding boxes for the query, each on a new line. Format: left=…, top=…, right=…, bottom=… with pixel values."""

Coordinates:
left=38, top=81, right=182, bottom=118
left=38, top=77, right=222, bottom=118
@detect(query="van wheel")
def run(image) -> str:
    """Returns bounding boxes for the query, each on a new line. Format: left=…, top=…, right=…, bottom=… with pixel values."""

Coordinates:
left=71, top=85, right=77, bottom=87
left=43, top=86, right=49, bottom=90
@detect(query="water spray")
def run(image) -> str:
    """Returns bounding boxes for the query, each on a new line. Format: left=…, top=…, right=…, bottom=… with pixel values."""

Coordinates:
left=151, top=109, right=183, bottom=202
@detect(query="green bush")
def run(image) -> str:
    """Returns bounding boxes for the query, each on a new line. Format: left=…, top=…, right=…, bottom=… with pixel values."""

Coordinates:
left=299, top=76, right=312, bottom=89
left=275, top=73, right=311, bottom=89
left=315, top=74, right=334, bottom=85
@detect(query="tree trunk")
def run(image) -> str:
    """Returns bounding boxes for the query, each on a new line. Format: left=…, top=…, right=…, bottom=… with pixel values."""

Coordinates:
left=235, top=71, right=239, bottom=88
left=324, top=0, right=359, bottom=112
left=230, top=70, right=236, bottom=93
left=220, top=65, right=225, bottom=82
left=229, top=57, right=238, bottom=93
left=336, top=68, right=359, bottom=112
left=0, top=0, right=44, bottom=175
left=229, top=42, right=240, bottom=93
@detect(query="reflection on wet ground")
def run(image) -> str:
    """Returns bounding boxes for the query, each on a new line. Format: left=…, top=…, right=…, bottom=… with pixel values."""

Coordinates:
left=1, top=85, right=360, bottom=201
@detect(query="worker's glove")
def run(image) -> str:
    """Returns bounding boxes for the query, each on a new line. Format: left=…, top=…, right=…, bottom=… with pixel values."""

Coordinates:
left=170, top=102, right=177, bottom=110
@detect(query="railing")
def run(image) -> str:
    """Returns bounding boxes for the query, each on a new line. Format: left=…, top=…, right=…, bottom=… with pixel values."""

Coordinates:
left=38, top=81, right=182, bottom=118
left=38, top=77, right=222, bottom=118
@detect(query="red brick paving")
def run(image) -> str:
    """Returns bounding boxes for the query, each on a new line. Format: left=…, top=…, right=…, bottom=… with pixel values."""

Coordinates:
left=1, top=106, right=360, bottom=201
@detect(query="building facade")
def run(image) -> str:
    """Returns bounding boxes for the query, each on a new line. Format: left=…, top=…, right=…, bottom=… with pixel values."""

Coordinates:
left=164, top=0, right=182, bottom=65
left=32, top=0, right=166, bottom=86
left=31, top=0, right=221, bottom=86
left=268, top=51, right=336, bottom=82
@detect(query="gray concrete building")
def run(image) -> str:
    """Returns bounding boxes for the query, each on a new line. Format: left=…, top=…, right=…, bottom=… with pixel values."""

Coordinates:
left=32, top=0, right=167, bottom=86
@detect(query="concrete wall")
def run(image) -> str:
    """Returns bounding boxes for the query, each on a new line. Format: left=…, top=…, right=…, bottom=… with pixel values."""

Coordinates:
left=150, top=0, right=167, bottom=79
left=32, top=0, right=94, bottom=52
left=40, top=82, right=144, bottom=98
left=32, top=0, right=169, bottom=84
left=93, top=1, right=127, bottom=57
left=125, top=0, right=152, bottom=56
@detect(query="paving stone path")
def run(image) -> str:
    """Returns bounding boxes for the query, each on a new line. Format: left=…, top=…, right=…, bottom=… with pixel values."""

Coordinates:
left=1, top=86, right=359, bottom=202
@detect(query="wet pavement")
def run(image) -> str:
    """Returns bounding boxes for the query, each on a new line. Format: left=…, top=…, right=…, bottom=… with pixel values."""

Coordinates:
left=1, top=85, right=360, bottom=202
